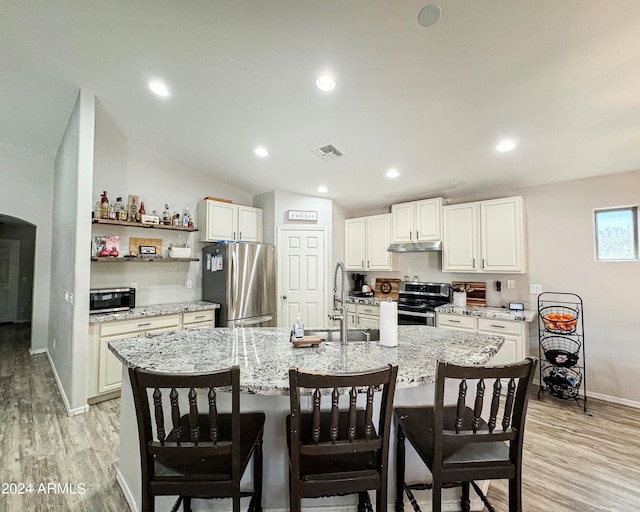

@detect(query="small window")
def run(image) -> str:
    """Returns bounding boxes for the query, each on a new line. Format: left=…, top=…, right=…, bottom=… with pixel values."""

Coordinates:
left=594, top=207, right=638, bottom=261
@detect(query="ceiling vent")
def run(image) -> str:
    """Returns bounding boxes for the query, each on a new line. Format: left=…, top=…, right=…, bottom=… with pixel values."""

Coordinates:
left=312, top=144, right=345, bottom=162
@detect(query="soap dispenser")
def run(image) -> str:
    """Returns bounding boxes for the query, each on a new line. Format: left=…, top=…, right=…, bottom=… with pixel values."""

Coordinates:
left=294, top=314, right=304, bottom=339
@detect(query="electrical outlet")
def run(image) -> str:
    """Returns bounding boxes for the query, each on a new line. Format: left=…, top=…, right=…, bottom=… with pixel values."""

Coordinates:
left=64, top=290, right=69, bottom=302
left=495, top=280, right=502, bottom=292
left=506, top=279, right=515, bottom=289
left=530, top=284, right=543, bottom=294
left=186, top=280, right=192, bottom=289
left=69, top=292, right=74, bottom=305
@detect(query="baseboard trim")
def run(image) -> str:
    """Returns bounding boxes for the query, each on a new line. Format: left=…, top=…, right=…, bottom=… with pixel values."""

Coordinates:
left=29, top=348, right=47, bottom=355
left=44, top=349, right=89, bottom=417
left=115, top=465, right=138, bottom=512
left=586, top=390, right=640, bottom=409
left=532, top=383, right=640, bottom=410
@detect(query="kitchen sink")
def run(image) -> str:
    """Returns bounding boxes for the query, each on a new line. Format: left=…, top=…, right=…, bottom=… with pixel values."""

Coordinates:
left=303, top=328, right=380, bottom=342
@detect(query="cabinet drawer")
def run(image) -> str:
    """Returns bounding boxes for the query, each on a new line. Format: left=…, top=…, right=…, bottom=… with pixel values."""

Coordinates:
left=100, top=314, right=181, bottom=337
left=183, top=310, right=214, bottom=325
left=477, top=317, right=522, bottom=336
left=437, top=314, right=476, bottom=330
left=356, top=304, right=380, bottom=317
left=347, top=303, right=357, bottom=313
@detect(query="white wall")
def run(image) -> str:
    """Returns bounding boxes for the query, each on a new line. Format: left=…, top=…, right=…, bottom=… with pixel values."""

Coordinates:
left=49, top=89, right=95, bottom=413
left=353, top=169, right=640, bottom=405
left=91, top=101, right=253, bottom=306
left=0, top=141, right=53, bottom=350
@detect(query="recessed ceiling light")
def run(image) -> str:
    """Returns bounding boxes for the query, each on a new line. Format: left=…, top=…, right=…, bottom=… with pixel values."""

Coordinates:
left=254, top=146, right=269, bottom=157
left=315, top=75, right=336, bottom=92
left=386, top=169, right=400, bottom=178
left=317, top=185, right=328, bottom=193
left=495, top=139, right=517, bottom=152
left=148, top=80, right=170, bottom=97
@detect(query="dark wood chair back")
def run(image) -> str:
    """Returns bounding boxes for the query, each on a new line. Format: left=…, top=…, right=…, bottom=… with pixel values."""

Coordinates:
left=288, top=364, right=398, bottom=512
left=130, top=366, right=240, bottom=465
left=129, top=365, right=264, bottom=512
left=433, top=358, right=537, bottom=470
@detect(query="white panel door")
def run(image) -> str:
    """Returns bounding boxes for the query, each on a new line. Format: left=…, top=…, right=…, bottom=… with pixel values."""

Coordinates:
left=0, top=240, right=20, bottom=323
left=278, top=229, right=326, bottom=329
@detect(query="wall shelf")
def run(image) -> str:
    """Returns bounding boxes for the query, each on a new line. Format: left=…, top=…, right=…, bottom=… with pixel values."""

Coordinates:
left=91, top=257, right=199, bottom=263
left=92, top=218, right=197, bottom=232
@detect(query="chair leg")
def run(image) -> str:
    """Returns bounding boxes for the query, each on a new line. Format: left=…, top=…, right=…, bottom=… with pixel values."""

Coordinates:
left=395, top=427, right=406, bottom=512
left=254, top=438, right=263, bottom=512
left=509, top=473, right=522, bottom=512
left=377, top=487, right=386, bottom=512
left=461, top=482, right=470, bottom=512
left=431, top=476, right=442, bottom=512
left=289, top=470, right=301, bottom=512
left=182, top=497, right=192, bottom=512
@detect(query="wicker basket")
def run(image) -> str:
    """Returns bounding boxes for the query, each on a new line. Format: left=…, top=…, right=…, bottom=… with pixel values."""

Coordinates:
left=540, top=336, right=580, bottom=367
left=540, top=305, right=579, bottom=334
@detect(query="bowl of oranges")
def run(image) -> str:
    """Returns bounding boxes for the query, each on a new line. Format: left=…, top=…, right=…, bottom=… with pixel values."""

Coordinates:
left=540, top=306, right=578, bottom=333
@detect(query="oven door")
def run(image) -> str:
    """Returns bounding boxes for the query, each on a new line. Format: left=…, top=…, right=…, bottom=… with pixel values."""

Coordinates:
left=398, top=310, right=435, bottom=327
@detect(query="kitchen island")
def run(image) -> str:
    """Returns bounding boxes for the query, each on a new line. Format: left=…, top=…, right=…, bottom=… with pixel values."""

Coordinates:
left=110, top=326, right=504, bottom=511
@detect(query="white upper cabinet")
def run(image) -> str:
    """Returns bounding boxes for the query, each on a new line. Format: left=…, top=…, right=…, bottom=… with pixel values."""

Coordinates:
left=197, top=200, right=262, bottom=243
left=442, top=202, right=479, bottom=272
left=391, top=197, right=443, bottom=243
left=442, top=196, right=526, bottom=273
left=345, top=214, right=395, bottom=271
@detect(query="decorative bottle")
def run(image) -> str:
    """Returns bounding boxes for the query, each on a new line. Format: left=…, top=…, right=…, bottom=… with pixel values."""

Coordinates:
left=100, top=191, right=109, bottom=219
left=163, top=204, right=171, bottom=225
left=138, top=202, right=146, bottom=222
left=182, top=207, right=191, bottom=227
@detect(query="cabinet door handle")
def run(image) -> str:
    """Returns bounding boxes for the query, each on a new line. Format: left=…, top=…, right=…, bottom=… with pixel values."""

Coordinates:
left=137, top=322, right=151, bottom=327
left=448, top=319, right=461, bottom=323
left=409, top=231, right=412, bottom=240
left=472, top=258, right=476, bottom=269
left=490, top=324, right=506, bottom=329
left=367, top=260, right=370, bottom=268
left=239, top=232, right=242, bottom=240
left=416, top=230, right=419, bottom=239
left=482, top=258, right=485, bottom=269
left=194, top=315, right=206, bottom=320
left=362, top=260, right=365, bottom=268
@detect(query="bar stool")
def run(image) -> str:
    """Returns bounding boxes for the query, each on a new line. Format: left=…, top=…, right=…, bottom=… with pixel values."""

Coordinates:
left=128, top=365, right=265, bottom=512
left=394, top=358, right=537, bottom=512
left=287, top=364, right=398, bottom=512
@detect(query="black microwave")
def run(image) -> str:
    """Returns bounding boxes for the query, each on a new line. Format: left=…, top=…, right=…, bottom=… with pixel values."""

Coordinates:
left=89, top=287, right=136, bottom=314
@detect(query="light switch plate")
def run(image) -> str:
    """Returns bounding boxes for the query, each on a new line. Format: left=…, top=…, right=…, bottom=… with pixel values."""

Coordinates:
left=506, top=279, right=515, bottom=289
left=530, top=284, right=543, bottom=294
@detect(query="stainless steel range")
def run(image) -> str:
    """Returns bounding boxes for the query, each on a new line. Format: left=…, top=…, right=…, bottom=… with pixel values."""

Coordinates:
left=397, top=282, right=450, bottom=327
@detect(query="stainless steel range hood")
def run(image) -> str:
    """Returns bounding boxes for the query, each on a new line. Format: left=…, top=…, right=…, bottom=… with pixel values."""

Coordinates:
left=387, top=241, right=442, bottom=253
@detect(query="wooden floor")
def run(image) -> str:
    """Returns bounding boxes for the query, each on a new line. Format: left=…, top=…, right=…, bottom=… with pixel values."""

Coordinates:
left=1, top=322, right=639, bottom=511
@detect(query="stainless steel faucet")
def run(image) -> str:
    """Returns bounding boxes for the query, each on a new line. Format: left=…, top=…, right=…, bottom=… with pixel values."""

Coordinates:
left=328, top=261, right=348, bottom=344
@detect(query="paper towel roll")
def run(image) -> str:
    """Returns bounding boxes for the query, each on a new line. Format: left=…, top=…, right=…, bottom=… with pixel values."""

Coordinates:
left=379, top=299, right=398, bottom=347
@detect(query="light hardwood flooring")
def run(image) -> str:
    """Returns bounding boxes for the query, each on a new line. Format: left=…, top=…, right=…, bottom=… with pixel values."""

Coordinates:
left=2, top=322, right=640, bottom=511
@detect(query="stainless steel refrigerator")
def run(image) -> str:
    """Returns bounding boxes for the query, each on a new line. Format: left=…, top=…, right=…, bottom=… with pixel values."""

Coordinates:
left=202, top=243, right=277, bottom=327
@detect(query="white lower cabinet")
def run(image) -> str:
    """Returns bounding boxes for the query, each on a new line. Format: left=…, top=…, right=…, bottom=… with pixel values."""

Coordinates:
left=436, top=313, right=528, bottom=364
left=344, top=303, right=380, bottom=328
left=89, top=310, right=215, bottom=402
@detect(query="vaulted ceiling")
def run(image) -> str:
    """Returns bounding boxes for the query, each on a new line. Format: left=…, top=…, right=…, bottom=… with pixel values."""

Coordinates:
left=2, top=1, right=640, bottom=210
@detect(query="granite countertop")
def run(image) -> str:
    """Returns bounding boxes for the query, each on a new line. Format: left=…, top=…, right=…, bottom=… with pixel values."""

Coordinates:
left=89, top=300, right=219, bottom=323
left=109, top=326, right=504, bottom=395
left=435, top=304, right=536, bottom=322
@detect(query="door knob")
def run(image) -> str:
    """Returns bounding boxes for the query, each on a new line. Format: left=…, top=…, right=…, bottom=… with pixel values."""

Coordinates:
left=282, top=295, right=288, bottom=300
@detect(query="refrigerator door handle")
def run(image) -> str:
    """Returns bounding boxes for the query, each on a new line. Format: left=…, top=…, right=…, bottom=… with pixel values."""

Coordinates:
left=231, top=314, right=274, bottom=327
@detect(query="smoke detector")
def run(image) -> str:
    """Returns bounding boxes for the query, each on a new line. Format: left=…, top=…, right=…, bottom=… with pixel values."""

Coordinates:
left=312, top=144, right=345, bottom=162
